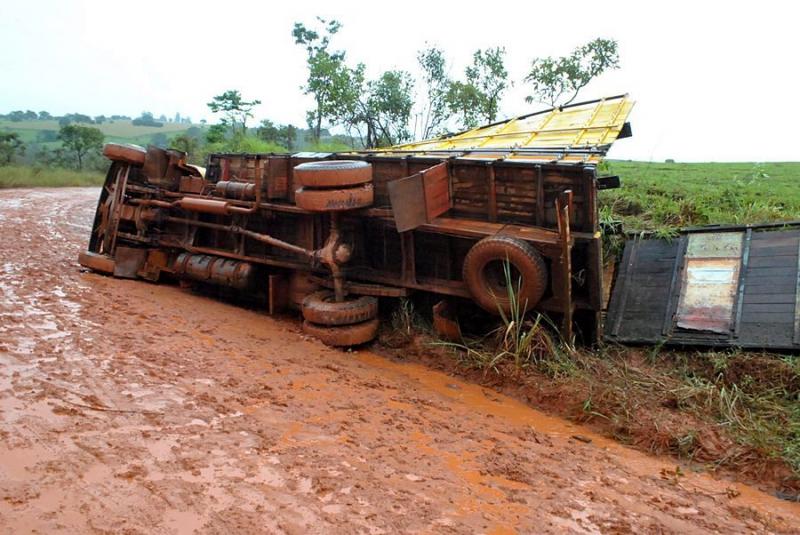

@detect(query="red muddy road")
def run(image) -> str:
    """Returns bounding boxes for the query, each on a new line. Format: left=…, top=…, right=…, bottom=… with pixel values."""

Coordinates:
left=0, top=187, right=798, bottom=534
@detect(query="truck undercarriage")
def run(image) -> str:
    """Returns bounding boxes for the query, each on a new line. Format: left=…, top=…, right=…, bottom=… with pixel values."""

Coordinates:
left=79, top=95, right=635, bottom=346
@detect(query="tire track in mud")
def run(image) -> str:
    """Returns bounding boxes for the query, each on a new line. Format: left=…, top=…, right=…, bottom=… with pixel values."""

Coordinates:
left=0, top=187, right=798, bottom=534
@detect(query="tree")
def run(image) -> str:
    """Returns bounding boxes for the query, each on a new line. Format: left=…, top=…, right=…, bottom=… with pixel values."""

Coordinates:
left=284, top=124, right=297, bottom=151
left=132, top=112, right=163, bottom=127
left=256, top=120, right=298, bottom=151
left=0, top=132, right=25, bottom=165
left=443, top=47, right=509, bottom=130
left=205, top=124, right=227, bottom=144
left=417, top=46, right=450, bottom=139
left=256, top=119, right=281, bottom=144
left=38, top=111, right=52, bottom=120
left=207, top=90, right=261, bottom=138
left=524, top=38, right=619, bottom=107
left=445, top=81, right=484, bottom=130
left=58, top=124, right=103, bottom=170
left=465, top=47, right=508, bottom=123
left=347, top=70, right=414, bottom=148
left=170, top=133, right=199, bottom=159
left=293, top=18, right=355, bottom=143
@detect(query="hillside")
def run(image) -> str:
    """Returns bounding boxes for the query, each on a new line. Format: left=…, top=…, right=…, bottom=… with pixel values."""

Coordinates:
left=603, top=160, right=800, bottom=232
left=0, top=118, right=202, bottom=147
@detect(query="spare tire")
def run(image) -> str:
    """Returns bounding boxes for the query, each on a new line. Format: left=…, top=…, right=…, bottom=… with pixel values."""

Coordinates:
left=294, top=160, right=372, bottom=188
left=462, top=236, right=548, bottom=315
left=302, top=318, right=380, bottom=347
left=102, top=143, right=146, bottom=166
left=295, top=183, right=373, bottom=212
left=302, top=290, right=378, bottom=326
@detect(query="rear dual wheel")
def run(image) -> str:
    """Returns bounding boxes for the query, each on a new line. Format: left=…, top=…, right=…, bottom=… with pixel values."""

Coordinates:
left=302, top=318, right=380, bottom=347
left=294, top=160, right=374, bottom=212
left=295, top=183, right=374, bottom=212
left=301, top=290, right=379, bottom=346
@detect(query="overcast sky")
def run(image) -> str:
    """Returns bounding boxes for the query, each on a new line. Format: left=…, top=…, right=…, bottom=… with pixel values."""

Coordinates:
left=2, top=0, right=798, bottom=162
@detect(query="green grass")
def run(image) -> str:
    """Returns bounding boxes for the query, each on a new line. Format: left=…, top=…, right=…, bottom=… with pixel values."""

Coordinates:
left=602, top=161, right=800, bottom=232
left=0, top=165, right=104, bottom=188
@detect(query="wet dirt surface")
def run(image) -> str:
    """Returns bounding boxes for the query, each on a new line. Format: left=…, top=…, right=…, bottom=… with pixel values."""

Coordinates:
left=1, top=187, right=799, bottom=534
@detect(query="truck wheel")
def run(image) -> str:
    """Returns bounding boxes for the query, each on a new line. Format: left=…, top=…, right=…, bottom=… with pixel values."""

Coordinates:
left=302, top=318, right=380, bottom=347
left=302, top=290, right=378, bottom=326
left=102, top=143, right=146, bottom=166
left=462, top=236, right=548, bottom=315
left=295, top=183, right=374, bottom=212
left=294, top=160, right=372, bottom=188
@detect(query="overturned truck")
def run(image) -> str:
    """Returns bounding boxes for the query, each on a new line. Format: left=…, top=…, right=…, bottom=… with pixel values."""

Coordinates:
left=78, top=95, right=634, bottom=346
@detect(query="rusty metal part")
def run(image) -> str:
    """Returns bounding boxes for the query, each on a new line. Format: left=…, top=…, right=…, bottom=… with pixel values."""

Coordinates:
left=432, top=300, right=462, bottom=341
left=267, top=273, right=289, bottom=314
left=138, top=249, right=170, bottom=282
left=103, top=143, right=146, bottom=166
left=173, top=253, right=257, bottom=290
left=216, top=181, right=256, bottom=200
left=179, top=176, right=206, bottom=194
left=103, top=165, right=130, bottom=256
left=289, top=271, right=321, bottom=311
left=177, top=197, right=231, bottom=215
left=308, top=276, right=408, bottom=298
left=78, top=251, right=115, bottom=274
left=113, top=247, right=147, bottom=279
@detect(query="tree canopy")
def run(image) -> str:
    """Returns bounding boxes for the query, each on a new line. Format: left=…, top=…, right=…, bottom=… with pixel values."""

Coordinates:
left=293, top=18, right=354, bottom=143
left=417, top=46, right=450, bottom=139
left=524, top=38, right=619, bottom=107
left=207, top=90, right=261, bottom=137
left=0, top=132, right=25, bottom=165
left=58, top=124, right=103, bottom=170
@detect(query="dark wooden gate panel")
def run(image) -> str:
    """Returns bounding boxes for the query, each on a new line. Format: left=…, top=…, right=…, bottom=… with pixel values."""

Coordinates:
left=605, top=237, right=680, bottom=343
left=605, top=225, right=800, bottom=350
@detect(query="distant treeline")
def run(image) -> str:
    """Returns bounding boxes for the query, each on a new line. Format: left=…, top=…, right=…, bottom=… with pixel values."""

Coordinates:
left=0, top=110, right=195, bottom=127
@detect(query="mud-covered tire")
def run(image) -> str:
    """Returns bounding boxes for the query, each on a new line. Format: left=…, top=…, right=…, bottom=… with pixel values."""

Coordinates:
left=102, top=143, right=146, bottom=166
left=294, top=160, right=372, bottom=188
left=302, top=290, right=378, bottom=326
left=295, top=183, right=373, bottom=212
left=302, top=318, right=380, bottom=347
left=462, top=236, right=548, bottom=315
